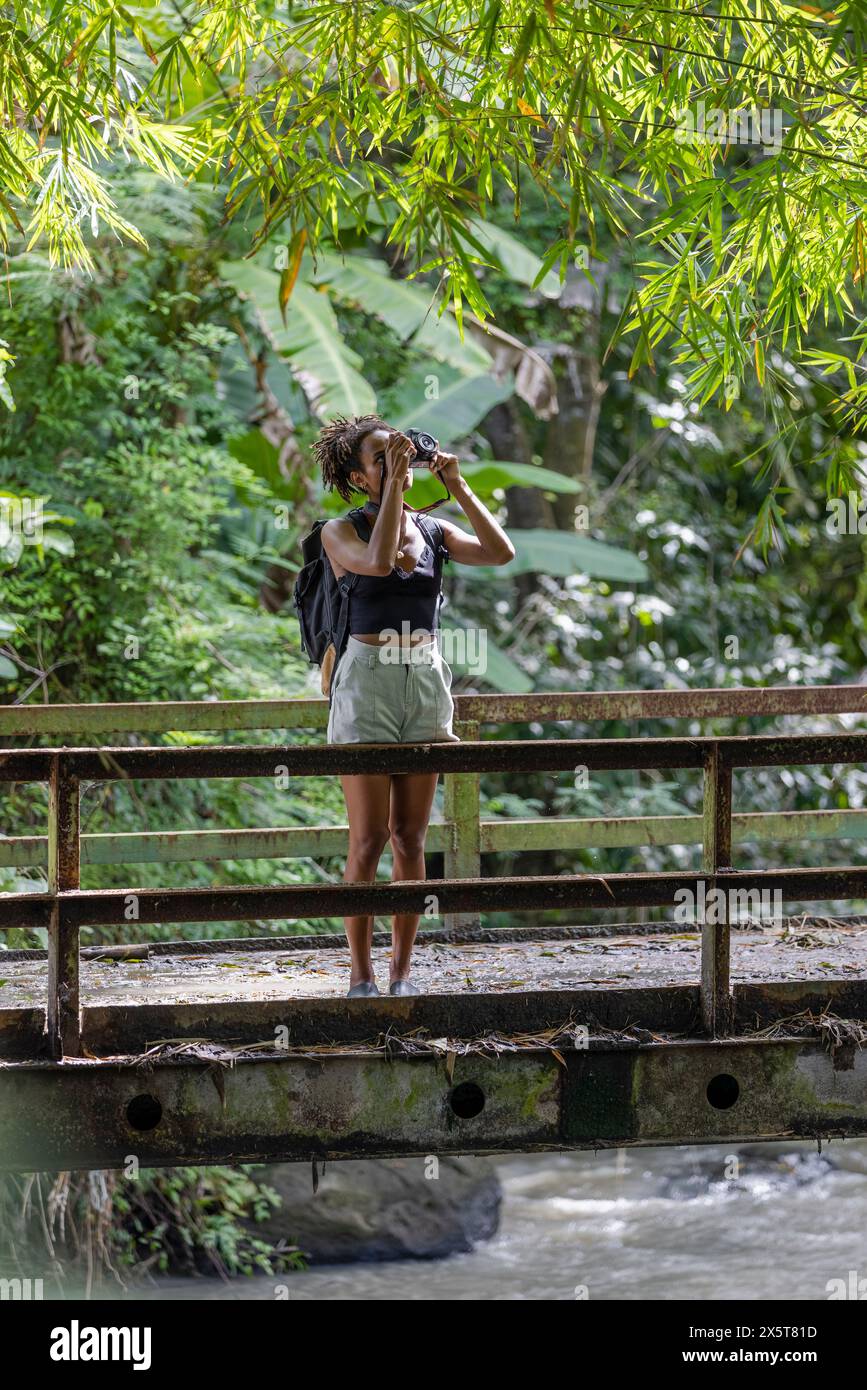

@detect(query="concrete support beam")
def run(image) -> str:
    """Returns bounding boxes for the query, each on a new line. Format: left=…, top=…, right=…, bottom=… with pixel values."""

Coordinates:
left=3, top=1038, right=867, bottom=1172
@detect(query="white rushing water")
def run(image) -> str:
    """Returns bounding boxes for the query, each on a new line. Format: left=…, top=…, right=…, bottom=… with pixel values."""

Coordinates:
left=121, top=1139, right=867, bottom=1302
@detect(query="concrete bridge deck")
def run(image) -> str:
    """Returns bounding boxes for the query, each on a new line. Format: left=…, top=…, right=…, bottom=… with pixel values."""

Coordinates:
left=4, top=920, right=867, bottom=1176
left=4, top=920, right=867, bottom=1015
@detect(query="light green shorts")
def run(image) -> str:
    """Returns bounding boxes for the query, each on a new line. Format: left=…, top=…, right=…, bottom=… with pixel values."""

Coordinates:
left=326, top=634, right=461, bottom=744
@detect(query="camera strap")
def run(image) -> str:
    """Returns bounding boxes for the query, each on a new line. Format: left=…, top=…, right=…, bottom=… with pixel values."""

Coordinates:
left=375, top=457, right=451, bottom=514
left=411, top=468, right=452, bottom=513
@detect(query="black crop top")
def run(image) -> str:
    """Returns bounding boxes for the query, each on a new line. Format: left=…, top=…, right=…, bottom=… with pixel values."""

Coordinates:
left=345, top=514, right=448, bottom=636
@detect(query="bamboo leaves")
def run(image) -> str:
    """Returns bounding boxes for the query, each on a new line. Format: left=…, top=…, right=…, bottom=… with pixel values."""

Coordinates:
left=2, top=0, right=867, bottom=432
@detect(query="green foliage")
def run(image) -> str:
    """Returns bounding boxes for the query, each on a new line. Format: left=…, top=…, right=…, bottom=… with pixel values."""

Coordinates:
left=480, top=529, right=649, bottom=583
left=5, top=1, right=867, bottom=431
left=465, top=217, right=562, bottom=299
left=221, top=259, right=377, bottom=418
left=0, top=324, right=252, bottom=702
left=456, top=460, right=581, bottom=495
left=0, top=1165, right=305, bottom=1288
left=110, top=1166, right=305, bottom=1279
left=383, top=360, right=513, bottom=439
left=0, top=173, right=351, bottom=943
left=0, top=339, right=15, bottom=410
left=302, top=249, right=492, bottom=373
left=0, top=5, right=202, bottom=269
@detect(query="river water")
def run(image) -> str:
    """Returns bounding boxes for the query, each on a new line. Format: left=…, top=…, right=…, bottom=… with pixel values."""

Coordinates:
left=122, top=1139, right=867, bottom=1301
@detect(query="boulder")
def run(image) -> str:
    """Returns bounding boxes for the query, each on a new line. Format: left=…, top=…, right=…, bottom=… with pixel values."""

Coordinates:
left=245, top=1156, right=501, bottom=1264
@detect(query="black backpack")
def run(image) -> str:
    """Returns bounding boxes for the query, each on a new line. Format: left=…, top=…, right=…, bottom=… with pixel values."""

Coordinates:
left=292, top=506, right=368, bottom=676
left=292, top=507, right=446, bottom=702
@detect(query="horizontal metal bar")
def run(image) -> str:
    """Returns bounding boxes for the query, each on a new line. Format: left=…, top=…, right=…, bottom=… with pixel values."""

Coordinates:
left=0, top=895, right=52, bottom=930
left=66, top=980, right=867, bottom=1055
left=1, top=683, right=865, bottom=736
left=3, top=1037, right=867, bottom=1170
left=0, top=737, right=707, bottom=782
left=0, top=823, right=448, bottom=868
left=2, top=731, right=867, bottom=784
left=3, top=865, right=867, bottom=931
left=457, top=686, right=867, bottom=724
left=0, top=699, right=328, bottom=736
left=735, top=979, right=867, bottom=1028
left=482, top=808, right=867, bottom=853
left=716, top=733, right=867, bottom=769
left=6, top=808, right=867, bottom=870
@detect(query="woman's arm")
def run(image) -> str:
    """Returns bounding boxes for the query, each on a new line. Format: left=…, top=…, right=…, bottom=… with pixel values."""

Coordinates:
left=322, top=433, right=415, bottom=576
left=432, top=451, right=516, bottom=566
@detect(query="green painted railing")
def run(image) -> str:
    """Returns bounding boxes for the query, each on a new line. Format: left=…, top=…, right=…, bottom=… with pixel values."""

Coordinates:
left=2, top=685, right=865, bottom=885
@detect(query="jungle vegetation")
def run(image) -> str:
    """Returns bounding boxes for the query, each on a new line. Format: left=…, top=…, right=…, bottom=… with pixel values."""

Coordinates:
left=2, top=1, right=867, bottom=1286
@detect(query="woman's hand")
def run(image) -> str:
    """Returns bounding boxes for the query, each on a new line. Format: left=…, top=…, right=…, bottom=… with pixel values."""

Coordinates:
left=430, top=448, right=461, bottom=490
left=383, top=431, right=416, bottom=486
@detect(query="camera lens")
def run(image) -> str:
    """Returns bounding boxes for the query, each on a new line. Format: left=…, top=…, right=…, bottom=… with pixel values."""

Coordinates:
left=406, top=428, right=438, bottom=460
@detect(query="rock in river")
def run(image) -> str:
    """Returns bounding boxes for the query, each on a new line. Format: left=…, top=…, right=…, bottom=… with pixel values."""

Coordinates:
left=244, top=1156, right=501, bottom=1264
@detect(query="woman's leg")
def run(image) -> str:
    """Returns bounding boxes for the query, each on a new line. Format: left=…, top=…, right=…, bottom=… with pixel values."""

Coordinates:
left=340, top=772, right=392, bottom=987
left=388, top=771, right=440, bottom=984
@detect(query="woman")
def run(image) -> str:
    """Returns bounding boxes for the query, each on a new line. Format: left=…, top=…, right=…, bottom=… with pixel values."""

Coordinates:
left=313, top=414, right=515, bottom=998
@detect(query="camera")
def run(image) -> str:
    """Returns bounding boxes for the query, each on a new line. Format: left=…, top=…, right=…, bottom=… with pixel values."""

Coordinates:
left=405, top=428, right=439, bottom=463
left=376, top=426, right=450, bottom=511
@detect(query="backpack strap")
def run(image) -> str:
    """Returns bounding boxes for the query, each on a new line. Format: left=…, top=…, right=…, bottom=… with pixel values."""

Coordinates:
left=327, top=509, right=372, bottom=699
left=411, top=512, right=449, bottom=629
left=412, top=512, right=449, bottom=563
left=346, top=506, right=373, bottom=543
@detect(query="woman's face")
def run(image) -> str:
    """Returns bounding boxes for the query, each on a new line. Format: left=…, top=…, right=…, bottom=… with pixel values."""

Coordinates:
left=352, top=427, right=414, bottom=499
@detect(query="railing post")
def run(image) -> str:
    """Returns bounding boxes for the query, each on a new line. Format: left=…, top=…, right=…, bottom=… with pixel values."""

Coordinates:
left=701, top=744, right=733, bottom=1037
left=47, top=754, right=81, bottom=1058
left=443, top=719, right=481, bottom=935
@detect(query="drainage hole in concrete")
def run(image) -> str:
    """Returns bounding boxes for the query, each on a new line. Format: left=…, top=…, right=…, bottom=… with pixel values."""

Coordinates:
left=126, top=1094, right=163, bottom=1131
left=706, top=1073, right=740, bottom=1110
left=449, top=1082, right=485, bottom=1119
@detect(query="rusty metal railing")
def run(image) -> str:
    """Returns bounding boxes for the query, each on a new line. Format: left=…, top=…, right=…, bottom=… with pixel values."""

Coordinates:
left=3, top=687, right=867, bottom=885
left=1, top=689, right=867, bottom=1056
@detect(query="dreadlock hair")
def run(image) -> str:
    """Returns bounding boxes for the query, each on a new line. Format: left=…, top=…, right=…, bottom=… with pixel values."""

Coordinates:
left=312, top=414, right=391, bottom=504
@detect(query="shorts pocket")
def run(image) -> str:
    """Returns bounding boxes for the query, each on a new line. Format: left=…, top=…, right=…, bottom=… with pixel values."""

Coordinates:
left=332, top=652, right=376, bottom=737
left=433, top=656, right=456, bottom=734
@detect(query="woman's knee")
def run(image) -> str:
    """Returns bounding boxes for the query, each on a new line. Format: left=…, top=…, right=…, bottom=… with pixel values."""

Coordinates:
left=389, top=825, right=427, bottom=860
left=348, top=825, right=391, bottom=866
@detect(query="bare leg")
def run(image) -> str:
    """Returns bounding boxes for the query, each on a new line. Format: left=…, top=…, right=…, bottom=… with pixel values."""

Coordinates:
left=339, top=772, right=391, bottom=987
left=388, top=771, right=440, bottom=983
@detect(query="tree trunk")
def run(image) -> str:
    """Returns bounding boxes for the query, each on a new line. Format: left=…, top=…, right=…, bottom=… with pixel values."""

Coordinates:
left=481, top=399, right=555, bottom=604
left=544, top=262, right=610, bottom=530
left=228, top=329, right=317, bottom=614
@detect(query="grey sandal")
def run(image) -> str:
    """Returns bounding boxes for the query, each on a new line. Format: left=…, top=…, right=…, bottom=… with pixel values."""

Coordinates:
left=347, top=980, right=380, bottom=998
left=389, top=979, right=420, bottom=997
